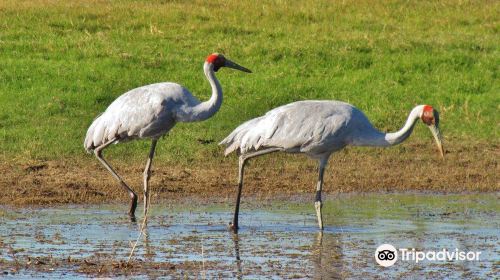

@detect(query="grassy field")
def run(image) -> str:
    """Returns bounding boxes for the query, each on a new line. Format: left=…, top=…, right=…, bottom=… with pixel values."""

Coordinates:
left=0, top=0, right=498, bottom=165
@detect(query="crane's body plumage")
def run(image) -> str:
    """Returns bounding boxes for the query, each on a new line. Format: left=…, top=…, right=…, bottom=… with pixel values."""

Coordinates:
left=221, top=100, right=443, bottom=232
left=84, top=82, right=199, bottom=151
left=220, top=100, right=390, bottom=159
left=83, top=53, right=251, bottom=217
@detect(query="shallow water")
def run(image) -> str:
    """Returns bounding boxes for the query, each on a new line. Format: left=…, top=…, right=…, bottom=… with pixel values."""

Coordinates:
left=0, top=193, right=498, bottom=279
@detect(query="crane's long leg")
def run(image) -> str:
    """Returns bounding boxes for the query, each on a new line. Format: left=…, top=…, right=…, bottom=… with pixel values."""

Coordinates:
left=314, top=158, right=328, bottom=230
left=143, top=139, right=158, bottom=215
left=231, top=148, right=281, bottom=233
left=94, top=138, right=138, bottom=218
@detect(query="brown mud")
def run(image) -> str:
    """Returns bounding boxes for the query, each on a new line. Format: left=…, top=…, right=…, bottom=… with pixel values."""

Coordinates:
left=0, top=141, right=498, bottom=206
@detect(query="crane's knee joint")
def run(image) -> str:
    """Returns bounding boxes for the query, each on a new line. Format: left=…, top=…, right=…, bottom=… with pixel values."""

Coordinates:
left=239, top=157, right=246, bottom=167
left=130, top=192, right=138, bottom=200
left=315, top=201, right=322, bottom=212
left=315, top=191, right=322, bottom=202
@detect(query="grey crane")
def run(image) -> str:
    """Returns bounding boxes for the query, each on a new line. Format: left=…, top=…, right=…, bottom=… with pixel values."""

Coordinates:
left=220, top=100, right=444, bottom=232
left=84, top=53, right=251, bottom=218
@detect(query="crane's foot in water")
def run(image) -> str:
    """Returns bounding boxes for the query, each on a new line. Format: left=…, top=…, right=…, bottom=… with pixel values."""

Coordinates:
left=228, top=222, right=239, bottom=234
left=128, top=214, right=137, bottom=223
left=128, top=193, right=138, bottom=222
left=314, top=201, right=324, bottom=230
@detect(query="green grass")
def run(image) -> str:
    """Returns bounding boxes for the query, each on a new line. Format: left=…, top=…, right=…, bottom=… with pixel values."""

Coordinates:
left=0, top=0, right=498, bottom=163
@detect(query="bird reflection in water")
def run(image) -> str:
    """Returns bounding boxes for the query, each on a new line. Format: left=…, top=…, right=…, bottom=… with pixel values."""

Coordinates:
left=231, top=233, right=243, bottom=280
left=311, top=231, right=345, bottom=279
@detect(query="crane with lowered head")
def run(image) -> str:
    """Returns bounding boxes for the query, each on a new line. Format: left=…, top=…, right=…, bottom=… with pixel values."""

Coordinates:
left=220, top=100, right=444, bottom=233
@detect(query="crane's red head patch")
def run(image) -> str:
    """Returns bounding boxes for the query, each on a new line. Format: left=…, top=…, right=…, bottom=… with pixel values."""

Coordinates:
left=206, top=53, right=226, bottom=72
left=206, top=54, right=218, bottom=63
left=421, top=105, right=435, bottom=125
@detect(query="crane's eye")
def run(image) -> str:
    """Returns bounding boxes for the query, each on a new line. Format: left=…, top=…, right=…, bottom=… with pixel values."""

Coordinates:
left=213, top=56, right=225, bottom=72
left=421, top=111, right=434, bottom=125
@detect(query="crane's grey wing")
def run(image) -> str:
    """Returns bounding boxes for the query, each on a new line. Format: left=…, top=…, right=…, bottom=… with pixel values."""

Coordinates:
left=220, top=101, right=353, bottom=156
left=219, top=116, right=270, bottom=155
left=84, top=83, right=192, bottom=152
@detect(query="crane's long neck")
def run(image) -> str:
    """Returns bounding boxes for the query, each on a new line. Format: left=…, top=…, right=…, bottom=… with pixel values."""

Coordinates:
left=187, top=63, right=223, bottom=122
left=353, top=106, right=422, bottom=147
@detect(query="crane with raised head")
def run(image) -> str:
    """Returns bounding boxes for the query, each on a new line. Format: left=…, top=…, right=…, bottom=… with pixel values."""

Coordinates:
left=220, top=101, right=444, bottom=232
left=84, top=53, right=251, bottom=218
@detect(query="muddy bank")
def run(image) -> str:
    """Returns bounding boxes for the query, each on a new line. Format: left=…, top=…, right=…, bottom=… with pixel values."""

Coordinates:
left=0, top=142, right=498, bottom=206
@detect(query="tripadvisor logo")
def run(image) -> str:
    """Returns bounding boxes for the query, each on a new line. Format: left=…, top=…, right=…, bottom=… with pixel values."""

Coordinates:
left=375, top=244, right=481, bottom=267
left=375, top=244, right=398, bottom=267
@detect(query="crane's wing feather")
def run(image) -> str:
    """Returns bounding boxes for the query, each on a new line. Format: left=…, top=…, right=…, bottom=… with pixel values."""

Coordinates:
left=220, top=101, right=354, bottom=156
left=84, top=83, right=198, bottom=151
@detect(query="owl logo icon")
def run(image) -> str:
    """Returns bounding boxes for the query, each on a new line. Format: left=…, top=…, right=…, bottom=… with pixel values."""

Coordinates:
left=375, top=244, right=398, bottom=267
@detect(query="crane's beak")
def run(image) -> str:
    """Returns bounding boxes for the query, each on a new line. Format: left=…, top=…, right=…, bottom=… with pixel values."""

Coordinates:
left=225, top=59, right=252, bottom=73
left=429, top=125, right=444, bottom=159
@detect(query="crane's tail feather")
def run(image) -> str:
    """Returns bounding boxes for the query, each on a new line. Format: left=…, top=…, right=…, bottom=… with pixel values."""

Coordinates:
left=219, top=124, right=248, bottom=155
left=84, top=116, right=101, bottom=153
left=84, top=113, right=118, bottom=153
left=219, top=133, right=242, bottom=156
left=219, top=117, right=269, bottom=156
